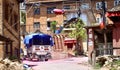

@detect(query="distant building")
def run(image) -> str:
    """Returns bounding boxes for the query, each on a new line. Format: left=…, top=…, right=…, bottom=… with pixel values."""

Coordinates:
left=0, top=0, right=23, bottom=58
left=25, top=0, right=82, bottom=54
left=25, top=0, right=81, bottom=34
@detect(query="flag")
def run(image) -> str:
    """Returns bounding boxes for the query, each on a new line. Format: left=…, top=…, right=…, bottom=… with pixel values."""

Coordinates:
left=100, top=22, right=105, bottom=29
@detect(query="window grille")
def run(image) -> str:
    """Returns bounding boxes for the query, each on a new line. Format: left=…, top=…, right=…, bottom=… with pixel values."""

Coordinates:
left=96, top=2, right=107, bottom=10
left=34, top=7, right=40, bottom=15
left=33, top=22, right=40, bottom=31
left=47, top=7, right=56, bottom=14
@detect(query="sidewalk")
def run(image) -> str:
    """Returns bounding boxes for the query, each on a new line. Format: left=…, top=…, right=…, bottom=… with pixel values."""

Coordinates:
left=51, top=51, right=68, bottom=60
left=51, top=51, right=93, bottom=70
left=22, top=51, right=93, bottom=70
left=70, top=56, right=93, bottom=70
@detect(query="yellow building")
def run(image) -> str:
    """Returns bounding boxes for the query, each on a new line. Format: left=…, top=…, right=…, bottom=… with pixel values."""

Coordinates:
left=25, top=0, right=80, bottom=34
left=25, top=0, right=81, bottom=57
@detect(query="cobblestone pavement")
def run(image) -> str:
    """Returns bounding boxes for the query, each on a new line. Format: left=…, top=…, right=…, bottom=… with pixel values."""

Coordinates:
left=23, top=56, right=93, bottom=70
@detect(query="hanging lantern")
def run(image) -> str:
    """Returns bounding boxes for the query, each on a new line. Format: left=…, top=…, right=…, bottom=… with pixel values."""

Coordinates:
left=53, top=9, right=64, bottom=15
left=100, top=22, right=105, bottom=29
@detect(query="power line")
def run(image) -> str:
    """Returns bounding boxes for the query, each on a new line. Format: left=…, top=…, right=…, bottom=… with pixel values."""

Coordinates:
left=25, top=1, right=81, bottom=17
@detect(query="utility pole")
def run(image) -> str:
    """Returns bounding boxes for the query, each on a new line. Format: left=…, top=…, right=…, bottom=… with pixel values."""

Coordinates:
left=102, top=0, right=106, bottom=28
left=78, top=1, right=81, bottom=17
left=102, top=0, right=107, bottom=54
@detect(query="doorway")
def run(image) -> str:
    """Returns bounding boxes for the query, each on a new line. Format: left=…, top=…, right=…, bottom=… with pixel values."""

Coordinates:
left=94, top=29, right=113, bottom=56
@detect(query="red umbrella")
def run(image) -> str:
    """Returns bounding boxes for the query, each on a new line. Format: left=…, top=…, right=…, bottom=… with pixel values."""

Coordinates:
left=53, top=9, right=64, bottom=15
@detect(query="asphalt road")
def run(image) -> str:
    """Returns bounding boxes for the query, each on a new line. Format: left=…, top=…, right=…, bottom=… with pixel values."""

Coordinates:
left=23, top=57, right=92, bottom=70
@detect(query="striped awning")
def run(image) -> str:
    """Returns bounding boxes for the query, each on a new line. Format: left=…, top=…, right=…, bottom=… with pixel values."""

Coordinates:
left=64, top=39, right=76, bottom=44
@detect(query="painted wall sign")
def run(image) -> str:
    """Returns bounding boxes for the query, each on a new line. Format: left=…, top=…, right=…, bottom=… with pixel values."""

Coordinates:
left=88, top=28, right=94, bottom=46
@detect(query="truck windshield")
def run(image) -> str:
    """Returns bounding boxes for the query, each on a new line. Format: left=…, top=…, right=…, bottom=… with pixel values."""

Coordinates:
left=32, top=34, right=51, bottom=45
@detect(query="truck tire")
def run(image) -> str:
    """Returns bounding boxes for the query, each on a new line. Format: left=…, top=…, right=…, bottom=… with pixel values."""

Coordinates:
left=45, top=59, right=48, bottom=61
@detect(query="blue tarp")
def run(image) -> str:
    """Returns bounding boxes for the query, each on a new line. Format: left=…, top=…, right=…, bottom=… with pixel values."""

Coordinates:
left=55, top=26, right=63, bottom=34
left=24, top=33, right=54, bottom=48
left=24, top=33, right=38, bottom=45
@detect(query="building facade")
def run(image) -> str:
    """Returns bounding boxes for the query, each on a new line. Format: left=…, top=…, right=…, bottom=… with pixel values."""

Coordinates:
left=25, top=0, right=82, bottom=53
left=84, top=0, right=120, bottom=65
left=25, top=0, right=81, bottom=34
left=0, top=0, right=23, bottom=58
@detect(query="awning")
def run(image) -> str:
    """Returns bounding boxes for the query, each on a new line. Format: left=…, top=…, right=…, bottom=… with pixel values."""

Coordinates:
left=106, top=11, right=120, bottom=17
left=64, top=40, right=76, bottom=44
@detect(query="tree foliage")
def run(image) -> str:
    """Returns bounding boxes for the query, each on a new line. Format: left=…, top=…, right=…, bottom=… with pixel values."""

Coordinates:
left=50, top=21, right=57, bottom=33
left=21, top=11, right=26, bottom=24
left=68, top=19, right=86, bottom=40
left=68, top=18, right=86, bottom=55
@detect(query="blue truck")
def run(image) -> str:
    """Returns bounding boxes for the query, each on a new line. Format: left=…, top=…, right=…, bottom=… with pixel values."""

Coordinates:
left=24, top=33, right=54, bottom=61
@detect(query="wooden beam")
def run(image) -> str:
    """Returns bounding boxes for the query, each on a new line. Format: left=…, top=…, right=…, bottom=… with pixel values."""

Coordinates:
left=0, top=35, right=13, bottom=41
